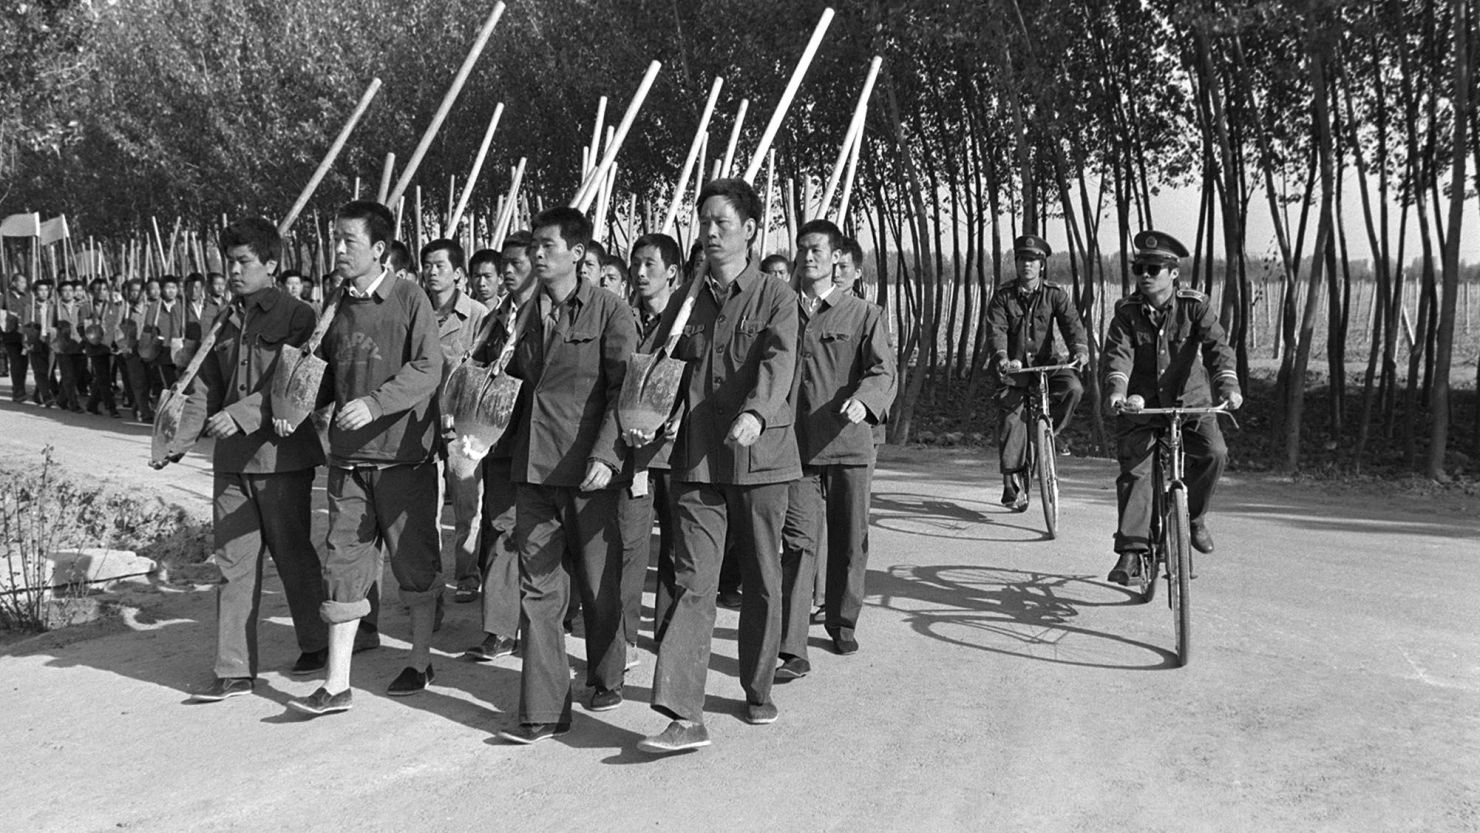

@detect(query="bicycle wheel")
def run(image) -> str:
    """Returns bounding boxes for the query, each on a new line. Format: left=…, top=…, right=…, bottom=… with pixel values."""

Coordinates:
left=1166, top=484, right=1193, bottom=667
left=1035, top=418, right=1059, bottom=538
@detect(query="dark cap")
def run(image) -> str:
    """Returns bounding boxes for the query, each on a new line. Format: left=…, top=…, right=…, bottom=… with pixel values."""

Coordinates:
left=1013, top=234, right=1051, bottom=260
left=1132, top=230, right=1188, bottom=262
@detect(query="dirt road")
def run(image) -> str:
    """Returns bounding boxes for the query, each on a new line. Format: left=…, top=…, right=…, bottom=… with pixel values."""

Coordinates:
left=1, top=391, right=1476, bottom=832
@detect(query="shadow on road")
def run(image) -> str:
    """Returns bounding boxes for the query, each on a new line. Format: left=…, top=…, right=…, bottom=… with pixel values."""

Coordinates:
left=866, top=564, right=1177, bottom=670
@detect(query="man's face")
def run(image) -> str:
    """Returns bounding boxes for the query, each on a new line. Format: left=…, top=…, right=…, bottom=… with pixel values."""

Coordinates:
left=333, top=217, right=385, bottom=281
left=144, top=281, right=161, bottom=301
left=530, top=226, right=581, bottom=285
left=226, top=244, right=277, bottom=297
left=421, top=248, right=461, bottom=295
left=124, top=284, right=140, bottom=304
left=209, top=274, right=227, bottom=297
left=185, top=281, right=203, bottom=302
left=598, top=264, right=626, bottom=297
left=834, top=256, right=860, bottom=290
left=699, top=197, right=754, bottom=264
left=796, top=233, right=838, bottom=284
left=58, top=284, right=74, bottom=303
left=1134, top=259, right=1176, bottom=299
left=282, top=276, right=303, bottom=297
left=91, top=283, right=109, bottom=303
left=764, top=260, right=790, bottom=282
left=10, top=274, right=27, bottom=294
left=630, top=246, right=675, bottom=302
left=469, top=261, right=498, bottom=302
left=1014, top=255, right=1043, bottom=287
left=578, top=250, right=602, bottom=283
left=499, top=244, right=534, bottom=296
left=161, top=281, right=179, bottom=301
left=33, top=283, right=52, bottom=301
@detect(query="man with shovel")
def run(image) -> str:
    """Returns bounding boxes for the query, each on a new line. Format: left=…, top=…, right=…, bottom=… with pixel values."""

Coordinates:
left=495, top=208, right=636, bottom=744
left=187, top=217, right=328, bottom=702
left=284, top=200, right=444, bottom=716
left=777, top=219, right=895, bottom=680
left=634, top=178, right=801, bottom=754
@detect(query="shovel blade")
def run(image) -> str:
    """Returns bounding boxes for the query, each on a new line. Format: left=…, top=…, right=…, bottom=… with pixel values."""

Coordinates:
left=448, top=373, right=523, bottom=462
left=441, top=360, right=486, bottom=421
left=149, top=387, right=205, bottom=469
left=618, top=352, right=686, bottom=436
left=270, top=346, right=326, bottom=430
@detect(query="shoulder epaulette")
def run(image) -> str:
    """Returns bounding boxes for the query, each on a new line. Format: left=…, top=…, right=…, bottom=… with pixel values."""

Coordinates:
left=1043, top=280, right=1066, bottom=292
left=1176, top=287, right=1208, bottom=302
left=1114, top=295, right=1139, bottom=311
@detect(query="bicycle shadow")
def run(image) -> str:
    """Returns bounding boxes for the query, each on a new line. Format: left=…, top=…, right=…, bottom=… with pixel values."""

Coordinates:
left=870, top=492, right=1051, bottom=542
left=867, top=564, right=1178, bottom=670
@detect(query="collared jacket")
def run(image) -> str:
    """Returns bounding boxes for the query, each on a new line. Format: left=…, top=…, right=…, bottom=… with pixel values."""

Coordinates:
left=2, top=289, right=28, bottom=342
left=792, top=290, right=897, bottom=465
left=433, top=289, right=489, bottom=387
left=318, top=271, right=443, bottom=466
left=1102, top=288, right=1240, bottom=410
left=189, top=288, right=325, bottom=474
left=184, top=298, right=221, bottom=342
left=507, top=277, right=636, bottom=488
left=52, top=300, right=86, bottom=354
left=985, top=280, right=1089, bottom=377
left=19, top=295, right=52, bottom=349
left=84, top=297, right=125, bottom=353
left=468, top=292, right=528, bottom=460
left=626, top=297, right=676, bottom=472
left=661, top=259, right=801, bottom=485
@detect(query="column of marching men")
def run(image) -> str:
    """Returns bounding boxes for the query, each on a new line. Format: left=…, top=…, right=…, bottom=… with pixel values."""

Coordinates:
left=0, top=178, right=1245, bottom=752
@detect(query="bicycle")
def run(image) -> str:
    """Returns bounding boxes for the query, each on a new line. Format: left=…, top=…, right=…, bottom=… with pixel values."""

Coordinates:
left=1115, top=399, right=1237, bottom=667
left=1004, top=361, right=1080, bottom=539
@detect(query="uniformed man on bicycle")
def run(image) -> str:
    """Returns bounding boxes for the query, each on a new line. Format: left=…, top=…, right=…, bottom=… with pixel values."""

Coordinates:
left=1102, top=231, right=1242, bottom=585
left=985, top=234, right=1088, bottom=511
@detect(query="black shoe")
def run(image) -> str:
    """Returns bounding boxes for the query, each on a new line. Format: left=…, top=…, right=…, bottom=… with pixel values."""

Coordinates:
left=353, top=631, right=380, bottom=654
left=287, top=686, right=352, bottom=716
left=86, top=404, right=101, bottom=415
left=588, top=686, right=623, bottom=712
left=717, top=589, right=742, bottom=609
left=774, top=656, right=811, bottom=682
left=387, top=664, right=434, bottom=696
left=829, top=632, right=859, bottom=655
left=462, top=633, right=516, bottom=662
left=637, top=720, right=710, bottom=753
left=452, top=580, right=480, bottom=604
left=498, top=722, right=571, bottom=744
left=809, top=605, right=825, bottom=625
left=1108, top=551, right=1143, bottom=586
left=1000, top=474, right=1020, bottom=507
left=289, top=649, right=327, bottom=677
left=745, top=701, right=779, bottom=725
left=1190, top=522, right=1214, bottom=554
left=191, top=677, right=253, bottom=702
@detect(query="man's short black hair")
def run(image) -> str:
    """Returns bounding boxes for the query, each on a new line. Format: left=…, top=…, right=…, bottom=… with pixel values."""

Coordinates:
left=420, top=238, right=466, bottom=271
left=336, top=200, right=395, bottom=247
left=184, top=272, right=204, bottom=287
left=840, top=236, right=865, bottom=269
left=760, top=253, right=790, bottom=273
left=697, top=178, right=763, bottom=242
left=89, top=277, right=109, bottom=289
left=501, top=230, right=533, bottom=254
left=160, top=274, right=180, bottom=286
left=222, top=217, right=283, bottom=266
left=530, top=207, right=592, bottom=253
left=798, top=219, right=844, bottom=251
left=599, top=255, right=628, bottom=280
left=385, top=240, right=412, bottom=272
left=278, top=269, right=304, bottom=284
left=585, top=240, right=607, bottom=260
left=469, top=248, right=501, bottom=272
left=631, top=233, right=681, bottom=269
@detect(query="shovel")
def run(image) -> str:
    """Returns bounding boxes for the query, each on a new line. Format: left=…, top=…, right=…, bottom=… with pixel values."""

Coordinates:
left=444, top=301, right=535, bottom=467
left=269, top=293, right=340, bottom=431
left=149, top=306, right=233, bottom=469
left=618, top=275, right=703, bottom=437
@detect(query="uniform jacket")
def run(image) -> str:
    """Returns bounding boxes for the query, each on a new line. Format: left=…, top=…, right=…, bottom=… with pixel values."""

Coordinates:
left=1102, top=288, right=1240, bottom=410
left=85, top=297, right=125, bottom=352
left=189, top=288, right=325, bottom=474
left=507, top=277, right=636, bottom=488
left=20, top=295, right=52, bottom=349
left=52, top=300, right=86, bottom=354
left=185, top=298, right=221, bottom=343
left=433, top=289, right=488, bottom=387
left=2, top=289, right=27, bottom=342
left=468, top=293, right=528, bottom=460
left=144, top=299, right=185, bottom=363
left=319, top=271, right=443, bottom=467
left=662, top=259, right=801, bottom=485
left=627, top=300, right=676, bottom=472
left=985, top=280, right=1089, bottom=376
left=792, top=289, right=897, bottom=465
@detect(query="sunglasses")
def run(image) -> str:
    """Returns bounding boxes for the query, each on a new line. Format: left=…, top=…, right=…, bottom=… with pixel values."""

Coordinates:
left=1131, top=262, right=1173, bottom=277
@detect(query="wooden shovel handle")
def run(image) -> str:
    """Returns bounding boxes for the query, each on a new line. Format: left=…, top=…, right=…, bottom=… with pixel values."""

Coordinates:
left=303, top=288, right=343, bottom=355
left=166, top=303, right=234, bottom=396
left=491, top=297, right=538, bottom=377
left=662, top=271, right=707, bottom=355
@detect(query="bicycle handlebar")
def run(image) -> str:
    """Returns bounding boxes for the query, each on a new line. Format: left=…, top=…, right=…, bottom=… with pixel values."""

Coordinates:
left=1005, top=363, right=1081, bottom=376
left=1120, top=402, right=1240, bottom=429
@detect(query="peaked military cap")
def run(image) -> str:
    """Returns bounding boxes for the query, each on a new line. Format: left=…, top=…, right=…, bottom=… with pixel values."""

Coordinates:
left=1132, top=230, right=1188, bottom=262
left=1013, top=234, right=1051, bottom=259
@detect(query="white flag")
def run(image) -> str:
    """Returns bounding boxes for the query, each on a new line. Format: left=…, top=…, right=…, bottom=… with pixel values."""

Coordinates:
left=0, top=213, right=40, bottom=238
left=38, top=215, right=70, bottom=246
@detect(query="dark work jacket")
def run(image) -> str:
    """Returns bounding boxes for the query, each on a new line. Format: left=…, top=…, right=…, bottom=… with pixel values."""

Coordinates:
left=792, top=289, right=897, bottom=465
left=319, top=271, right=443, bottom=466
left=189, top=288, right=324, bottom=474
left=507, top=277, right=636, bottom=488
left=1102, top=288, right=1240, bottom=411
left=626, top=299, right=676, bottom=472
left=1, top=289, right=27, bottom=342
left=468, top=293, right=528, bottom=461
left=985, top=281, right=1088, bottom=382
left=662, top=259, right=801, bottom=485
left=53, top=300, right=86, bottom=354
